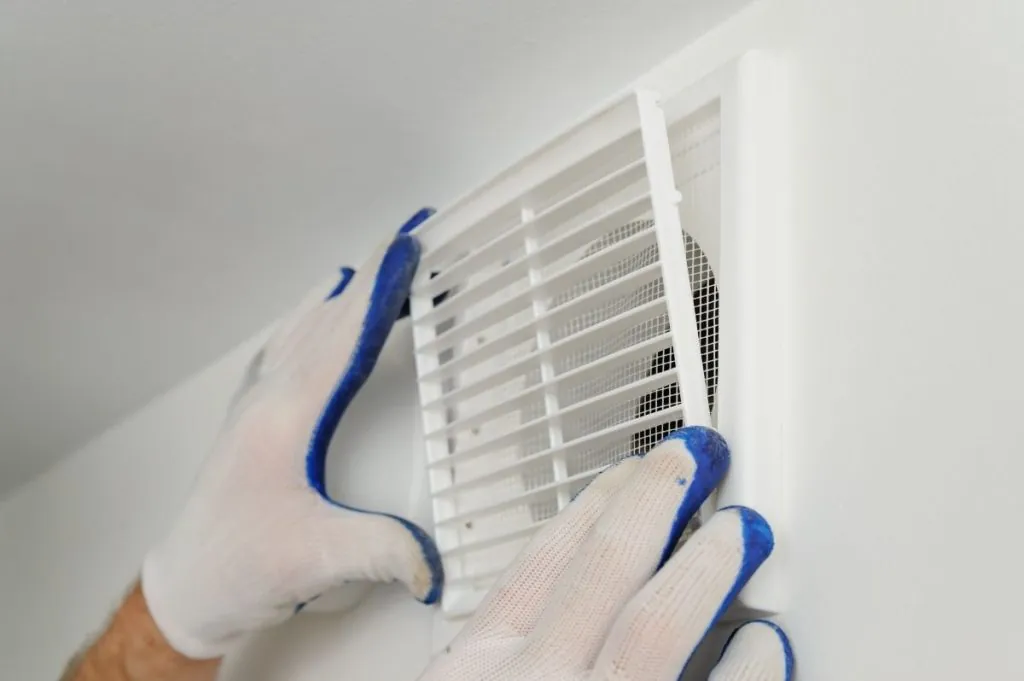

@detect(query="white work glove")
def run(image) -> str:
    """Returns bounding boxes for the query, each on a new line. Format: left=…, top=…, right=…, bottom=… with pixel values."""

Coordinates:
left=142, top=210, right=444, bottom=659
left=419, top=426, right=793, bottom=681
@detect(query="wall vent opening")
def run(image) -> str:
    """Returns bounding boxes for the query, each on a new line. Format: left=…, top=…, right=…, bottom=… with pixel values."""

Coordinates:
left=409, top=52, right=788, bottom=623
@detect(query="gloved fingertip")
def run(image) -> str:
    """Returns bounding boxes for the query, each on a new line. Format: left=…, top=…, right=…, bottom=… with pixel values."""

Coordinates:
left=719, top=505, right=775, bottom=566
left=376, top=236, right=422, bottom=311
left=653, top=427, right=731, bottom=567
left=387, top=233, right=422, bottom=269
left=398, top=207, right=436, bottom=235
left=392, top=516, right=445, bottom=605
left=755, top=620, right=795, bottom=679
left=326, top=266, right=357, bottom=301
left=696, top=508, right=775, bottom=640
left=719, top=620, right=795, bottom=680
left=327, top=206, right=431, bottom=305
left=662, top=425, right=730, bottom=480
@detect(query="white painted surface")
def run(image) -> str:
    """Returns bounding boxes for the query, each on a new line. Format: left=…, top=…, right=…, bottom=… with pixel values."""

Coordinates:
left=779, top=0, right=1024, bottom=677
left=0, top=0, right=750, bottom=497
left=3, top=1, right=1024, bottom=680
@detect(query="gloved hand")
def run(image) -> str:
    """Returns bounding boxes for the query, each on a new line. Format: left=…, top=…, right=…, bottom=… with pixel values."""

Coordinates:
left=418, top=426, right=793, bottom=681
left=141, top=210, right=444, bottom=659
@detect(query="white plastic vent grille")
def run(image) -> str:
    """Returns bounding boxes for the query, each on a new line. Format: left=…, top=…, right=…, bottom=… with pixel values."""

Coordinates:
left=409, top=91, right=724, bottom=618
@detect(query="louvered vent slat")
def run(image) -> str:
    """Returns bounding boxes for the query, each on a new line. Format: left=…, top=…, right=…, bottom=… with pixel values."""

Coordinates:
left=409, top=91, right=722, bottom=618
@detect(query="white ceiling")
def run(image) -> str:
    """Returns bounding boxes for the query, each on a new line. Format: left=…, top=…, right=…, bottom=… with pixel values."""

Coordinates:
left=0, top=0, right=745, bottom=496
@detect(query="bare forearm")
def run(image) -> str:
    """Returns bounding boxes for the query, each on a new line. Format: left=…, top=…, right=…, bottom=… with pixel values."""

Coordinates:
left=62, top=582, right=221, bottom=681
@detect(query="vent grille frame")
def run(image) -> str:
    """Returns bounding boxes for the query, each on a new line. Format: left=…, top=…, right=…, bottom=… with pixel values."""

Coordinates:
left=408, top=51, right=788, bottom=624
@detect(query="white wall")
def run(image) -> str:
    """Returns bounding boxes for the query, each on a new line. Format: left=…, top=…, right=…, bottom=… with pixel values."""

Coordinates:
left=779, top=0, right=1023, bottom=677
left=0, top=0, right=757, bottom=495
left=4, top=1, right=1024, bottom=679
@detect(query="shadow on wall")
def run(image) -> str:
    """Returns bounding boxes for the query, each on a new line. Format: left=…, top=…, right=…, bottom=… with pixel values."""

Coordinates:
left=321, top=319, right=427, bottom=517
left=220, top=585, right=436, bottom=681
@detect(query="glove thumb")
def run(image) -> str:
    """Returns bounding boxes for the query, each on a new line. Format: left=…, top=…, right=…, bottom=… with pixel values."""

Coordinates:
left=307, top=505, right=444, bottom=606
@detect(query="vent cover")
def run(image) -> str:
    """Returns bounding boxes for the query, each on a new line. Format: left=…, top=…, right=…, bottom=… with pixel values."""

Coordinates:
left=409, top=52, right=787, bottom=621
